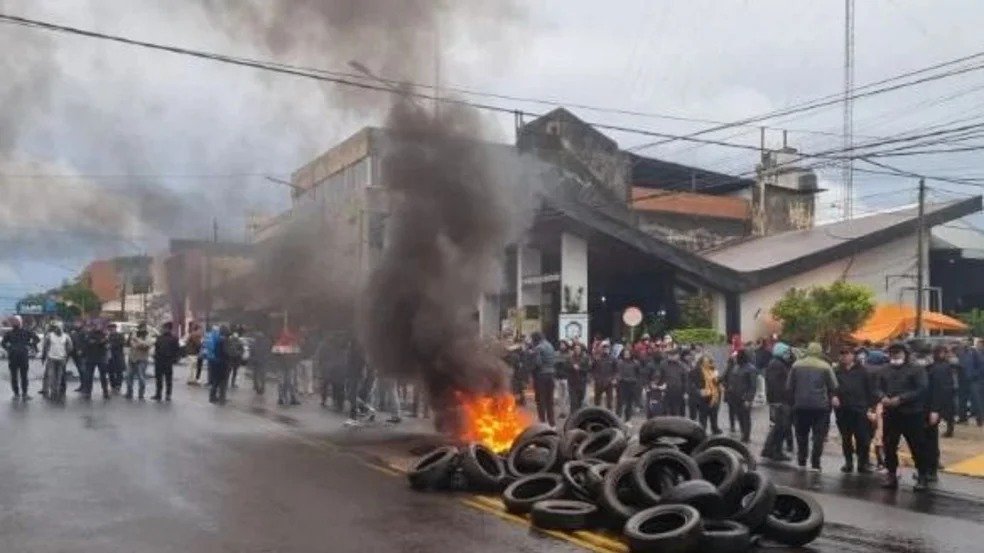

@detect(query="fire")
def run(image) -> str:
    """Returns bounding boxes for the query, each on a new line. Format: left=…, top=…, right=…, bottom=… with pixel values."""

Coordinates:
left=455, top=392, right=532, bottom=453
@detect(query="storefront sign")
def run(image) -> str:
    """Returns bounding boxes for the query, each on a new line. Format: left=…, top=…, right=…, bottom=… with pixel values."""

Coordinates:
left=559, top=313, right=588, bottom=344
left=522, top=273, right=560, bottom=286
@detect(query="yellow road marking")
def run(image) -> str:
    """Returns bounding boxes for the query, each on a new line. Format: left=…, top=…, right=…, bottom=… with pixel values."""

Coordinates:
left=459, top=497, right=619, bottom=553
left=946, top=452, right=984, bottom=478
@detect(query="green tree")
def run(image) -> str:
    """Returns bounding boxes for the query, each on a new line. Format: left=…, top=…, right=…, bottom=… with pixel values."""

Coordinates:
left=680, top=293, right=712, bottom=328
left=771, top=281, right=875, bottom=347
left=59, top=283, right=101, bottom=316
left=958, top=308, right=984, bottom=337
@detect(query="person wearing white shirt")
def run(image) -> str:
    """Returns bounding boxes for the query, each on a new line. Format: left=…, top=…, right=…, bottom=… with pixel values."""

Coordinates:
left=42, top=322, right=73, bottom=402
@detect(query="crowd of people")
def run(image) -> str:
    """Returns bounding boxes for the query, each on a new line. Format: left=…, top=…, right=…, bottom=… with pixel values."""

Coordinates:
left=6, top=312, right=984, bottom=491
left=503, top=330, right=984, bottom=492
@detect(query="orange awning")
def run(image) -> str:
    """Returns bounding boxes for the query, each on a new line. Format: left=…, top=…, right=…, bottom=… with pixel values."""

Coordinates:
left=851, top=303, right=968, bottom=343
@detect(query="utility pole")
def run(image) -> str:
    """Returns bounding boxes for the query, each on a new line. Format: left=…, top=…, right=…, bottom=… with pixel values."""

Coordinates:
left=915, top=178, right=926, bottom=336
left=205, top=218, right=217, bottom=328
left=842, top=0, right=856, bottom=220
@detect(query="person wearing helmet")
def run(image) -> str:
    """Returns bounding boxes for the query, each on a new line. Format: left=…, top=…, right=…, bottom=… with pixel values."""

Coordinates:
left=761, top=342, right=795, bottom=461
left=877, top=341, right=929, bottom=490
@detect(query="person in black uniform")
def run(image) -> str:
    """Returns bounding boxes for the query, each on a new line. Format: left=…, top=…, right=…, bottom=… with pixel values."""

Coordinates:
left=1, top=316, right=39, bottom=400
left=877, top=341, right=929, bottom=491
left=152, top=322, right=182, bottom=401
left=834, top=347, right=877, bottom=473
left=658, top=348, right=689, bottom=417
left=106, top=323, right=126, bottom=393
left=82, top=323, right=111, bottom=400
left=924, top=344, right=956, bottom=483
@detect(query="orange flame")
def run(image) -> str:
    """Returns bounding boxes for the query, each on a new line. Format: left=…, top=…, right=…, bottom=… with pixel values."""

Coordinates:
left=455, top=392, right=532, bottom=453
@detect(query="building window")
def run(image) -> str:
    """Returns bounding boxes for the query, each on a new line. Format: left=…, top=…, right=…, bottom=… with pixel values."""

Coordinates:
left=368, top=212, right=387, bottom=250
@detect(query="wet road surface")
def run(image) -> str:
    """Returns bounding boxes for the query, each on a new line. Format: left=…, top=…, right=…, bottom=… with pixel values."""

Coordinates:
left=0, top=365, right=581, bottom=553
left=3, top=361, right=984, bottom=553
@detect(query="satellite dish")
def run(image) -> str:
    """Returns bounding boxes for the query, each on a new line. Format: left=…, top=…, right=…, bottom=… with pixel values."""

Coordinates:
left=622, top=306, right=643, bottom=327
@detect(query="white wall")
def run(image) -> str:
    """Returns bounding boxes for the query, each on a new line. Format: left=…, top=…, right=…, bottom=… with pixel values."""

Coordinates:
left=560, top=232, right=588, bottom=313
left=739, top=233, right=925, bottom=339
left=520, top=245, right=543, bottom=307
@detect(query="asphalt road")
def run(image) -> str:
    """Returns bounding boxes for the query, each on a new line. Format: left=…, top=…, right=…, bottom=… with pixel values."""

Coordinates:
left=3, top=359, right=984, bottom=553
left=0, top=360, right=581, bottom=553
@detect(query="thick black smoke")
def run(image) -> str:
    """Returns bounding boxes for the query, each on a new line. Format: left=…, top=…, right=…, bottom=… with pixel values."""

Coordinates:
left=359, top=99, right=520, bottom=422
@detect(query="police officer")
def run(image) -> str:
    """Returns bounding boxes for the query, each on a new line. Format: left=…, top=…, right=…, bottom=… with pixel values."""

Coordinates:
left=877, top=341, right=929, bottom=491
left=834, top=346, right=877, bottom=473
left=106, top=323, right=126, bottom=393
left=658, top=347, right=689, bottom=417
left=2, top=316, right=39, bottom=400
left=924, top=344, right=956, bottom=483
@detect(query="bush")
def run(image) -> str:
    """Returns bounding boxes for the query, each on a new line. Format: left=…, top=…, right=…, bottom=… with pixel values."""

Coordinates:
left=671, top=328, right=725, bottom=345
left=771, top=281, right=875, bottom=346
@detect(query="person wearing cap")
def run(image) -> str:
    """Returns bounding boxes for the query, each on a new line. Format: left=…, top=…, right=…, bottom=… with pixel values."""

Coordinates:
left=787, top=342, right=839, bottom=471
left=591, top=340, right=615, bottom=409
left=657, top=347, right=688, bottom=417
left=924, top=344, right=957, bottom=482
left=2, top=316, right=39, bottom=400
left=761, top=342, right=795, bottom=461
left=834, top=347, right=877, bottom=473
left=876, top=341, right=929, bottom=490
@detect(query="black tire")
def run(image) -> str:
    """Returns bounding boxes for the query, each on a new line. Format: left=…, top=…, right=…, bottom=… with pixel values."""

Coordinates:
left=762, top=486, right=824, bottom=547
left=407, top=446, right=459, bottom=491
left=727, top=471, right=776, bottom=532
left=559, top=429, right=590, bottom=462
left=561, top=460, right=597, bottom=501
left=619, top=441, right=651, bottom=462
left=699, top=520, right=751, bottom=553
left=633, top=449, right=701, bottom=505
left=624, top=504, right=703, bottom=553
left=460, top=443, right=508, bottom=492
left=691, top=436, right=757, bottom=470
left=576, top=428, right=628, bottom=462
left=599, top=460, right=646, bottom=522
left=507, top=434, right=561, bottom=476
left=502, top=474, right=568, bottom=515
left=530, top=500, right=598, bottom=531
left=564, top=406, right=626, bottom=434
left=511, top=423, right=559, bottom=452
left=660, top=480, right=726, bottom=519
left=584, top=462, right=614, bottom=499
left=638, top=416, right=707, bottom=454
left=693, top=446, right=746, bottom=506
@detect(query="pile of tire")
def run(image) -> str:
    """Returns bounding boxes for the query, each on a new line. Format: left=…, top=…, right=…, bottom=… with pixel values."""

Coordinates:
left=407, top=408, right=823, bottom=553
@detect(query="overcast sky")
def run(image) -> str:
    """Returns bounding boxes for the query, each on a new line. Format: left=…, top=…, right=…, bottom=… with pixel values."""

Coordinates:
left=2, top=0, right=983, bottom=311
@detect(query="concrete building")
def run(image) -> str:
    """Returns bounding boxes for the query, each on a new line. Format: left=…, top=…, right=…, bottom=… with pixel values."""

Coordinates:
left=220, top=109, right=982, bottom=343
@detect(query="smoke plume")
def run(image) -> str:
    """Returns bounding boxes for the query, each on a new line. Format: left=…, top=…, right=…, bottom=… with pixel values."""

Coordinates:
left=359, top=99, right=525, bottom=422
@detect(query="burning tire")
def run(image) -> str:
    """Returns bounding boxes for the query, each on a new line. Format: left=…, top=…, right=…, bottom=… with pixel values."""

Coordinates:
left=576, top=428, right=628, bottom=462
left=461, top=443, right=508, bottom=492
left=530, top=500, right=598, bottom=531
left=633, top=449, right=701, bottom=505
left=624, top=504, right=702, bottom=553
left=659, top=479, right=726, bottom=519
left=762, top=486, right=824, bottom=547
left=693, top=446, right=746, bottom=506
left=508, top=435, right=560, bottom=476
left=699, top=520, right=751, bottom=553
left=638, top=416, right=706, bottom=454
left=502, top=473, right=567, bottom=515
left=726, top=471, right=776, bottom=533
left=691, top=436, right=757, bottom=470
left=564, top=406, right=626, bottom=434
left=407, top=446, right=459, bottom=491
left=558, top=428, right=590, bottom=462
left=598, top=460, right=647, bottom=523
